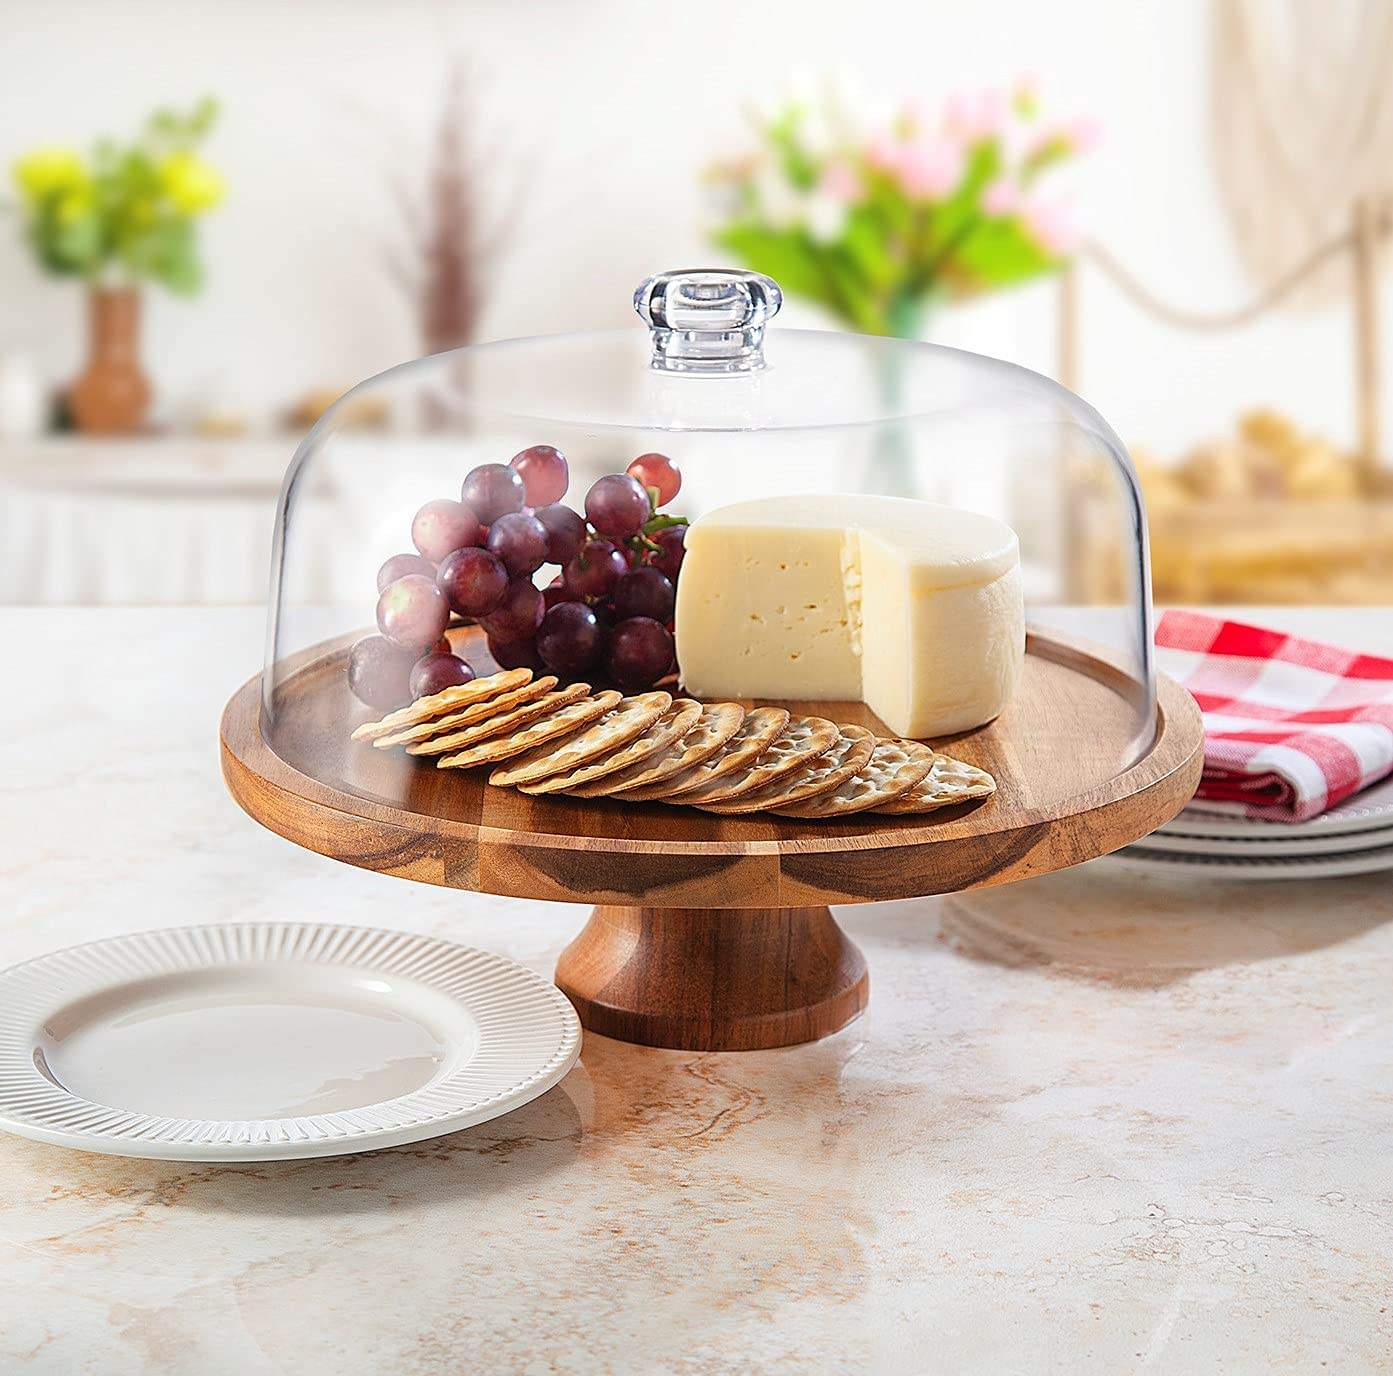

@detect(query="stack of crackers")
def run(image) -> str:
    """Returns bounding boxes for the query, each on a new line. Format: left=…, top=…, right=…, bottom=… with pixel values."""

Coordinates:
left=350, top=668, right=996, bottom=819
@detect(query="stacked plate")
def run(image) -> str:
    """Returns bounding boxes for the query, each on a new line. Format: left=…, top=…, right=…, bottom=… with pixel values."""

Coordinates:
left=1114, top=775, right=1393, bottom=879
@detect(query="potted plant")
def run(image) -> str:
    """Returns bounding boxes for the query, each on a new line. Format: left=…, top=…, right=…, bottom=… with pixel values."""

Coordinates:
left=706, top=78, right=1096, bottom=340
left=10, top=99, right=224, bottom=434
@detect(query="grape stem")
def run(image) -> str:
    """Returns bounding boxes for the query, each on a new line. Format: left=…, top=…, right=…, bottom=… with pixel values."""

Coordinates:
left=641, top=513, right=688, bottom=534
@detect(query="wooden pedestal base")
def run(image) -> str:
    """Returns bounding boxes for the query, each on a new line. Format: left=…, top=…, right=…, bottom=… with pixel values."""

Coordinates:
left=554, top=905, right=869, bottom=1051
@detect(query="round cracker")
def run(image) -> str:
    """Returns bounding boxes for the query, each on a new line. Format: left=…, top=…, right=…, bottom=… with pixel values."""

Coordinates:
left=350, top=668, right=533, bottom=741
left=436, top=691, right=620, bottom=770
left=624, top=706, right=790, bottom=803
left=590, top=702, right=746, bottom=799
left=871, top=751, right=997, bottom=814
left=490, top=692, right=672, bottom=787
left=372, top=676, right=559, bottom=749
left=679, top=715, right=840, bottom=807
left=699, top=725, right=875, bottom=814
left=516, top=699, right=703, bottom=796
left=408, top=683, right=592, bottom=757
left=772, top=738, right=936, bottom=819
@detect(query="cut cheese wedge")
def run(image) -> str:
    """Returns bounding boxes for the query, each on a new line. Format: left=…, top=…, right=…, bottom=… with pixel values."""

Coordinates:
left=673, top=493, right=1024, bottom=737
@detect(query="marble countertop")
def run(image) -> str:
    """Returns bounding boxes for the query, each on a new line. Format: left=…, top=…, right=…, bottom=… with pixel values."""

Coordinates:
left=2, top=607, right=1390, bottom=1375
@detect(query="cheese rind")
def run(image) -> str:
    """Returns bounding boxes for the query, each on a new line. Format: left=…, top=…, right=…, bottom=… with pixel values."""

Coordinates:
left=674, top=494, right=1024, bottom=737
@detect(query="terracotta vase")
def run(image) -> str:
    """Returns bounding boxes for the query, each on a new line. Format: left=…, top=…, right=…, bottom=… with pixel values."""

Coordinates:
left=69, top=287, right=151, bottom=435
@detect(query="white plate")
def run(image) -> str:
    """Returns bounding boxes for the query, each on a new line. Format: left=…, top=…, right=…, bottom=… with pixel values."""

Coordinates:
left=1111, top=842, right=1393, bottom=881
left=0, top=923, right=581, bottom=1161
left=1157, top=774, right=1393, bottom=840
left=1136, top=824, right=1393, bottom=859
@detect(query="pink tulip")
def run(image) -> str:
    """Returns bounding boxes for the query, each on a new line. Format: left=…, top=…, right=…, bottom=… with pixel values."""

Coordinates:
left=866, top=132, right=902, bottom=172
left=982, top=177, right=1019, bottom=217
left=1029, top=116, right=1103, bottom=160
left=896, top=138, right=965, bottom=199
left=1064, top=116, right=1103, bottom=155
left=1021, top=198, right=1079, bottom=255
left=819, top=159, right=863, bottom=204
left=945, top=89, right=1007, bottom=143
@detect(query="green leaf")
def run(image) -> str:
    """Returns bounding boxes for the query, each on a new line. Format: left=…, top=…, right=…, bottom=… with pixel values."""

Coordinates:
left=714, top=223, right=832, bottom=304
left=940, top=218, right=1059, bottom=297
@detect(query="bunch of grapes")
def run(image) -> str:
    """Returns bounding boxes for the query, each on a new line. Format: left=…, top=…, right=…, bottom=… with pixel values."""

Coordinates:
left=348, top=446, right=688, bottom=709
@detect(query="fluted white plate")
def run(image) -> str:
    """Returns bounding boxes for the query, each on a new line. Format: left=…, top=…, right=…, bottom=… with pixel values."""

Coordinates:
left=1137, top=824, right=1393, bottom=858
left=0, top=923, right=581, bottom=1161
left=1111, top=842, right=1393, bottom=880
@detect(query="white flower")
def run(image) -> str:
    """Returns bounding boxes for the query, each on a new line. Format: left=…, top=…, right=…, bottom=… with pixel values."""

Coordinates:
left=803, top=190, right=848, bottom=243
left=753, top=167, right=803, bottom=230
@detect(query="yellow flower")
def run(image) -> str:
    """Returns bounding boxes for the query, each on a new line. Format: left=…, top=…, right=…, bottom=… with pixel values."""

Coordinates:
left=54, top=187, right=94, bottom=226
left=13, top=146, right=87, bottom=203
left=159, top=151, right=224, bottom=214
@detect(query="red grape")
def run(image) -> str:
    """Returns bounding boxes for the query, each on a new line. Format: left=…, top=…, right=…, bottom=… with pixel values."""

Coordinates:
left=411, top=499, right=481, bottom=563
left=605, top=616, right=674, bottom=690
left=563, top=539, right=628, bottom=601
left=542, top=577, right=573, bottom=611
left=613, top=566, right=674, bottom=623
left=437, top=546, right=508, bottom=618
left=534, top=502, right=587, bottom=566
left=432, top=634, right=452, bottom=654
left=377, top=552, right=435, bottom=593
left=486, top=510, right=549, bottom=577
left=585, top=473, right=649, bottom=539
left=626, top=452, right=681, bottom=506
left=409, top=651, right=476, bottom=700
left=480, top=576, right=545, bottom=642
left=488, top=633, right=545, bottom=672
left=537, top=601, right=603, bottom=677
left=650, top=524, right=687, bottom=580
left=510, top=444, right=569, bottom=506
left=347, top=634, right=415, bottom=709
left=376, top=574, right=450, bottom=650
left=461, top=463, right=525, bottom=525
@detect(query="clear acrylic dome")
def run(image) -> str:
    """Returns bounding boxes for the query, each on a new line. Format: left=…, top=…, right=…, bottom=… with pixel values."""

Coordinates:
left=262, top=269, right=1154, bottom=812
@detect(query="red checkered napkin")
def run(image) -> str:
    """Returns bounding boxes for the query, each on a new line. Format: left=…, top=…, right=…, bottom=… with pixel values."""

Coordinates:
left=1155, top=610, right=1393, bottom=823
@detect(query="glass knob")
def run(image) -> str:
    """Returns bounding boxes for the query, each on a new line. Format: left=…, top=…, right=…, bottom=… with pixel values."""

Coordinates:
left=634, top=268, right=783, bottom=375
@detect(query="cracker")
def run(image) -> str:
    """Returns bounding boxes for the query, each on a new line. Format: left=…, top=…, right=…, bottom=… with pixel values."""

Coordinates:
left=435, top=690, right=620, bottom=770
left=698, top=725, right=875, bottom=814
left=621, top=706, right=790, bottom=802
left=678, top=715, right=840, bottom=807
left=350, top=668, right=533, bottom=741
left=407, top=683, right=592, bottom=757
left=772, top=738, right=935, bottom=818
left=589, top=702, right=747, bottom=799
left=371, top=676, right=558, bottom=749
left=871, top=751, right=997, bottom=814
left=489, top=692, right=672, bottom=787
left=516, top=699, right=703, bottom=796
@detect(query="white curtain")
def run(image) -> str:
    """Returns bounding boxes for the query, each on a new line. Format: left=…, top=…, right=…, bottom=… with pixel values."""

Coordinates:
left=1212, top=0, right=1393, bottom=306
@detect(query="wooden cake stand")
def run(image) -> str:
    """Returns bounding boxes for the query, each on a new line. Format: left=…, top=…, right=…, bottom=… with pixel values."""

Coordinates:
left=221, top=629, right=1203, bottom=1052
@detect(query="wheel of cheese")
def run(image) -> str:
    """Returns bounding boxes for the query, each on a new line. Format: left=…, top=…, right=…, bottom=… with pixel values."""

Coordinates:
left=674, top=494, right=1025, bottom=738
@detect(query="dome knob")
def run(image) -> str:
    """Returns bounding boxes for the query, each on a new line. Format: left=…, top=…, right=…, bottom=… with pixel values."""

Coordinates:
left=633, top=268, right=782, bottom=374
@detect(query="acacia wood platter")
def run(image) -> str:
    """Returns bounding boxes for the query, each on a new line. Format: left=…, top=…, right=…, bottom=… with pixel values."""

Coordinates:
left=221, top=628, right=1202, bottom=1051
left=221, top=628, right=1202, bottom=910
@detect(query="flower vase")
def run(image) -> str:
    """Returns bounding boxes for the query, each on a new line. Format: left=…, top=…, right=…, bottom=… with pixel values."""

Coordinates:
left=865, top=297, right=928, bottom=496
left=70, top=287, right=151, bottom=435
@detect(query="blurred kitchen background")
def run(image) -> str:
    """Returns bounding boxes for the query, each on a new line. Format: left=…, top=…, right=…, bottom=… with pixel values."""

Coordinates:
left=3, top=0, right=1391, bottom=606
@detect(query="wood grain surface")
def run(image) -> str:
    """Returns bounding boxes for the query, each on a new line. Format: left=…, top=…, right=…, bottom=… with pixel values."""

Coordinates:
left=554, top=905, right=869, bottom=1050
left=221, top=627, right=1204, bottom=911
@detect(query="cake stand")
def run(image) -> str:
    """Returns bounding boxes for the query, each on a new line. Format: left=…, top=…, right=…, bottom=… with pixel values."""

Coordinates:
left=221, top=627, right=1202, bottom=1051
